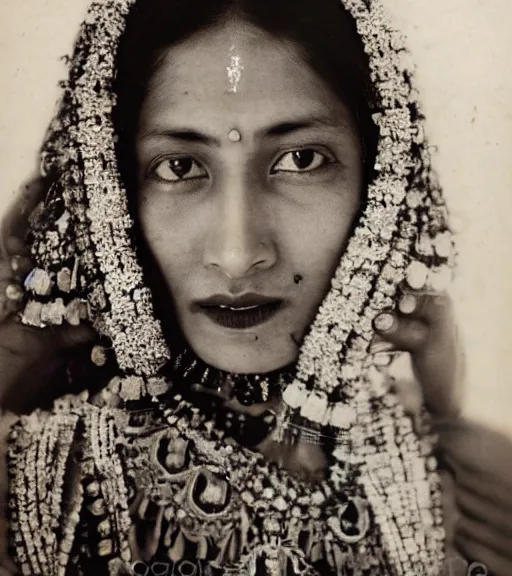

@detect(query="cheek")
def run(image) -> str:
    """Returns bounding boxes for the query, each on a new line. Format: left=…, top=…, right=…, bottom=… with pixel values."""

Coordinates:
left=285, top=185, right=362, bottom=321
left=294, top=210, right=354, bottom=291
left=137, top=194, right=198, bottom=296
left=287, top=189, right=361, bottom=279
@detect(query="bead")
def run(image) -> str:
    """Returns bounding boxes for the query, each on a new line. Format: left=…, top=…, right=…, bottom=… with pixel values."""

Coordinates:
left=89, top=499, right=106, bottom=516
left=86, top=481, right=101, bottom=498
left=98, top=539, right=113, bottom=557
left=56, top=268, right=72, bottom=292
left=23, top=268, right=52, bottom=296
left=406, top=261, right=428, bottom=290
left=147, top=377, right=169, bottom=397
left=228, top=129, right=242, bottom=142
left=433, top=232, right=452, bottom=258
left=428, top=265, right=452, bottom=292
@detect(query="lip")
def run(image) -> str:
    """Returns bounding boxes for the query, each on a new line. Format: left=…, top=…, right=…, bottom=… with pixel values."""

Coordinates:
left=194, top=293, right=285, bottom=330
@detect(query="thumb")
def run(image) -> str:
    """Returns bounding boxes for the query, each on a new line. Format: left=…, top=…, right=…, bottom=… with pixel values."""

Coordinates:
left=51, top=323, right=97, bottom=349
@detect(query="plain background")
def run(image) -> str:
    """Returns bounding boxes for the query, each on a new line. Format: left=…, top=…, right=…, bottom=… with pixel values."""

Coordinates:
left=0, top=0, right=511, bottom=434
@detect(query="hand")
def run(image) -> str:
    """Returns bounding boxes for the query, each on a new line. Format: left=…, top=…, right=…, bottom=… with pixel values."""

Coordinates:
left=0, top=177, right=96, bottom=413
left=372, top=288, right=464, bottom=419
left=438, top=420, right=512, bottom=576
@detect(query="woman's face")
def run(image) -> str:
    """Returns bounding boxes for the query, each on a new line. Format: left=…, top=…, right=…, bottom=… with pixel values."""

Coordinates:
left=136, top=20, right=363, bottom=374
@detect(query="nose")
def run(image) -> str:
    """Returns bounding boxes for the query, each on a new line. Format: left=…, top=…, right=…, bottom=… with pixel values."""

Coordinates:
left=203, top=176, right=277, bottom=279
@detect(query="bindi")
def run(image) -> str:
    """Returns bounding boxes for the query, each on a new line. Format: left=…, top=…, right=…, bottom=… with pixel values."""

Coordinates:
left=226, top=44, right=244, bottom=93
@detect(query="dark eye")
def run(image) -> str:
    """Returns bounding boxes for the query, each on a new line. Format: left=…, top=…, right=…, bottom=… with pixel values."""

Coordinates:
left=152, top=157, right=207, bottom=182
left=271, top=149, right=329, bottom=173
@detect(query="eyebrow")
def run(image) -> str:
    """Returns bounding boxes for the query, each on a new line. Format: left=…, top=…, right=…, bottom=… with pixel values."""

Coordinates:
left=139, top=116, right=346, bottom=146
left=262, top=116, right=344, bottom=138
left=139, top=129, right=220, bottom=146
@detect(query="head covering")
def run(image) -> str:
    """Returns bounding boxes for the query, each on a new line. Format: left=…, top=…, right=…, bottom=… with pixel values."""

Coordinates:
left=20, top=0, right=454, bottom=572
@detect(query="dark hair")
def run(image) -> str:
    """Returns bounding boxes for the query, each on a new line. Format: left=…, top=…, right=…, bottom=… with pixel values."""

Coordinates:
left=113, top=0, right=379, bottom=194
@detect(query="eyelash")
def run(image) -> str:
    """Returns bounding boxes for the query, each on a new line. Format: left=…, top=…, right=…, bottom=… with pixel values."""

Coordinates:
left=148, top=148, right=336, bottom=184
left=270, top=149, right=335, bottom=175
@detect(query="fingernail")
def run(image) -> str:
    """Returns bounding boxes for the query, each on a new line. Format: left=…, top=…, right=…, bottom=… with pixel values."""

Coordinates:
left=6, top=236, right=24, bottom=254
left=398, top=293, right=417, bottom=315
left=374, top=354, right=393, bottom=367
left=91, top=345, right=108, bottom=367
left=369, top=341, right=397, bottom=354
left=11, top=256, right=20, bottom=272
left=10, top=255, right=25, bottom=273
left=374, top=313, right=396, bottom=333
left=5, top=284, right=24, bottom=302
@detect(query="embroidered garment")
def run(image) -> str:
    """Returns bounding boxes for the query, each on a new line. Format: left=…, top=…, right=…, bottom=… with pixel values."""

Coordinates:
left=3, top=0, right=457, bottom=574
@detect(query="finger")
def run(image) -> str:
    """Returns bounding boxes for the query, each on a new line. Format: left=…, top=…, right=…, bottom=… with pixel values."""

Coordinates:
left=50, top=323, right=97, bottom=349
left=10, top=255, right=33, bottom=278
left=0, top=281, right=24, bottom=303
left=455, top=530, right=512, bottom=576
left=438, top=423, right=512, bottom=501
left=368, top=333, right=398, bottom=354
left=0, top=262, right=11, bottom=280
left=0, top=282, right=24, bottom=321
left=456, top=514, right=512, bottom=558
left=397, top=288, right=454, bottom=324
left=3, top=236, right=30, bottom=258
left=373, top=312, right=428, bottom=352
left=455, top=469, right=512, bottom=514
left=0, top=258, right=32, bottom=303
left=455, top=483, right=512, bottom=536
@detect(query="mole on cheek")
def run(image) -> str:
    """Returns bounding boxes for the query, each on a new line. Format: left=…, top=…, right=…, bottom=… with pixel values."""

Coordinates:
left=294, top=274, right=303, bottom=285
left=290, top=333, right=300, bottom=346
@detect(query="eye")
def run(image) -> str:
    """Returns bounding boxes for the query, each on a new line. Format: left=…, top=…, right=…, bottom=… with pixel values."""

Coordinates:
left=271, top=149, right=331, bottom=174
left=151, top=157, right=208, bottom=182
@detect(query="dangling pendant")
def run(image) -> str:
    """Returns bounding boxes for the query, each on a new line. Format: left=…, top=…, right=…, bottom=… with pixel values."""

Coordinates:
left=234, top=375, right=269, bottom=406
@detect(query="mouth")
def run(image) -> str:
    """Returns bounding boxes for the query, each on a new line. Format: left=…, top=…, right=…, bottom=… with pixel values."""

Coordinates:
left=194, top=294, right=285, bottom=330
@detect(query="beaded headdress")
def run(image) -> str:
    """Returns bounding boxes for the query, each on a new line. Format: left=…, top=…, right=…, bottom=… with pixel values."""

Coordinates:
left=20, top=0, right=454, bottom=571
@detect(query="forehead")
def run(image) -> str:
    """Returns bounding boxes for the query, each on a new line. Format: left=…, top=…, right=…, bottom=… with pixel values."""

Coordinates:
left=140, top=20, right=352, bottom=132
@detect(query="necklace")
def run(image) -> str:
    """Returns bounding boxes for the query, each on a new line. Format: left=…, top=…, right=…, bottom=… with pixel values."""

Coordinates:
left=117, top=392, right=381, bottom=575
left=167, top=347, right=293, bottom=407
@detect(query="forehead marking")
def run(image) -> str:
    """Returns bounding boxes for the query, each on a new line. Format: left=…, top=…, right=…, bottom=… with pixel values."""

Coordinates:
left=226, top=44, right=244, bottom=93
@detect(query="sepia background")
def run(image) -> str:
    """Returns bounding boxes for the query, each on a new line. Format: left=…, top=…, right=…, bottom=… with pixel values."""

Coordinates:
left=0, top=0, right=511, bottom=434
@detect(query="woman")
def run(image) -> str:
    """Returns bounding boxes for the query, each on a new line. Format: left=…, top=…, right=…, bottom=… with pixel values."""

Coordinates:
left=0, top=0, right=510, bottom=574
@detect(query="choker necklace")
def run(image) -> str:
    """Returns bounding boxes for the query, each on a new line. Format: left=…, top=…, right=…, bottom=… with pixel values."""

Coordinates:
left=165, top=346, right=294, bottom=407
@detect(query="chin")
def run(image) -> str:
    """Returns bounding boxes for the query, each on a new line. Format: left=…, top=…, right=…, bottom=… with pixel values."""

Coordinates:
left=192, top=340, right=298, bottom=374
